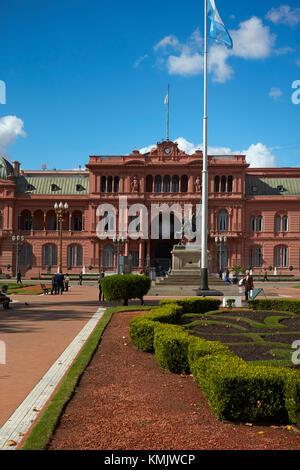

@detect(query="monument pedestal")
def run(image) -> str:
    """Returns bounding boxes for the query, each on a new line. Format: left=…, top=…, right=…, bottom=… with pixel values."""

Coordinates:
left=170, top=245, right=223, bottom=296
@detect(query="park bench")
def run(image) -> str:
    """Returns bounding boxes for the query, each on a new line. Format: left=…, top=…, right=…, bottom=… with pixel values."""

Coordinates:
left=41, top=283, right=50, bottom=295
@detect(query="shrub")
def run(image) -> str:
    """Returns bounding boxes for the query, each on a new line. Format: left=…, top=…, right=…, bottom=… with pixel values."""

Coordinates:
left=101, top=274, right=151, bottom=305
left=159, top=297, right=221, bottom=314
left=153, top=324, right=191, bottom=373
left=285, top=372, right=300, bottom=425
left=187, top=336, right=233, bottom=377
left=129, top=304, right=184, bottom=352
left=248, top=298, right=300, bottom=315
left=193, top=355, right=291, bottom=423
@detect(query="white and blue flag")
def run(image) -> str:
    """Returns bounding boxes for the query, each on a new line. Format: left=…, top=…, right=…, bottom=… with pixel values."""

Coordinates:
left=207, top=0, right=233, bottom=49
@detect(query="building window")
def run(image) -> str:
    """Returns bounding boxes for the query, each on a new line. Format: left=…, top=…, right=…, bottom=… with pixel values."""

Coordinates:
left=71, top=211, right=82, bottom=231
left=249, top=247, right=255, bottom=267
left=181, top=175, right=188, bottom=193
left=154, top=175, right=162, bottom=193
left=18, top=245, right=33, bottom=268
left=256, top=247, right=263, bottom=267
left=221, top=176, right=226, bottom=193
left=282, top=215, right=288, bottom=232
left=68, top=245, right=83, bottom=268
left=20, top=210, right=32, bottom=230
left=249, top=247, right=263, bottom=267
left=103, top=211, right=115, bottom=232
left=274, top=246, right=288, bottom=267
left=275, top=215, right=281, bottom=232
left=218, top=210, right=228, bottom=232
left=114, top=176, right=119, bottom=193
left=0, top=211, right=3, bottom=229
left=103, top=244, right=114, bottom=267
left=107, top=176, right=113, bottom=193
left=250, top=215, right=263, bottom=232
left=163, top=175, right=170, bottom=193
left=101, top=176, right=106, bottom=192
left=43, top=244, right=57, bottom=266
left=227, top=175, right=233, bottom=192
left=130, top=250, right=139, bottom=268
left=172, top=175, right=179, bottom=193
left=214, top=176, right=220, bottom=192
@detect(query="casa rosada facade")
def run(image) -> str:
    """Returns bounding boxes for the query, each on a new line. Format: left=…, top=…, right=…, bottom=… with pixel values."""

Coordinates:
left=0, top=139, right=299, bottom=278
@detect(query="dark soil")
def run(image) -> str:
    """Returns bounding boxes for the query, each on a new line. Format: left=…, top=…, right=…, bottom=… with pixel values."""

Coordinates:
left=185, top=310, right=300, bottom=363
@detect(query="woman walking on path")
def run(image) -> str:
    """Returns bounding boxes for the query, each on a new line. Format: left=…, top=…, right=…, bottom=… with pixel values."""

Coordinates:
left=244, top=270, right=254, bottom=301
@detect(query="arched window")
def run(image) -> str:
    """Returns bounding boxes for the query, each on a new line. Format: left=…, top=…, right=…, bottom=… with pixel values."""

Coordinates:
left=71, top=211, right=82, bottom=231
left=227, top=175, right=233, bottom=192
left=68, top=245, right=83, bottom=268
left=172, top=175, right=179, bottom=193
left=163, top=175, right=170, bottom=193
left=275, top=215, right=281, bottom=232
left=20, top=210, right=32, bottom=230
left=282, top=215, right=288, bottom=232
left=181, top=175, right=188, bottom=193
left=221, top=176, right=226, bottom=193
left=101, top=176, right=106, bottom=192
left=214, top=175, right=220, bottom=193
left=33, top=210, right=44, bottom=230
left=218, top=210, right=228, bottom=232
left=43, top=244, right=57, bottom=266
left=275, top=246, right=288, bottom=267
left=257, top=215, right=263, bottom=232
left=46, top=211, right=57, bottom=231
left=154, top=175, right=162, bottom=193
left=146, top=175, right=153, bottom=192
left=103, top=244, right=114, bottom=267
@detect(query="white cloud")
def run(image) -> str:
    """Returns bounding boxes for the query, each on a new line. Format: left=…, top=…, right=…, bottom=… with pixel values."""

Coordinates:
left=274, top=46, right=294, bottom=55
left=154, top=17, right=276, bottom=82
left=133, top=54, right=148, bottom=68
left=140, top=137, right=277, bottom=168
left=269, top=87, right=283, bottom=100
left=266, top=5, right=300, bottom=27
left=0, top=115, right=26, bottom=154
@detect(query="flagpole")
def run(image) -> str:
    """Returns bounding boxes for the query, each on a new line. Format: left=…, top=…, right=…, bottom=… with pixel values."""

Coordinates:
left=199, top=0, right=209, bottom=290
left=167, top=83, right=170, bottom=140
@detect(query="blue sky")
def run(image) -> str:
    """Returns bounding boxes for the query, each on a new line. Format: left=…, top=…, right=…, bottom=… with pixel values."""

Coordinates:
left=0, top=0, right=300, bottom=169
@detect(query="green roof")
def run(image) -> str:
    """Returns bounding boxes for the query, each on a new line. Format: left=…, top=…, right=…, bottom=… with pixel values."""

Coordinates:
left=0, top=156, right=14, bottom=180
left=15, top=175, right=89, bottom=195
left=246, top=178, right=300, bottom=196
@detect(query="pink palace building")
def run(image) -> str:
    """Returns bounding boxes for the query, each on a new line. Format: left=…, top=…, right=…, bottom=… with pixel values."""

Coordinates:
left=0, top=139, right=299, bottom=278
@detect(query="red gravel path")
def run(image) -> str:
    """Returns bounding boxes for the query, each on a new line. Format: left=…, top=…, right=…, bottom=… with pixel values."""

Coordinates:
left=47, top=310, right=300, bottom=450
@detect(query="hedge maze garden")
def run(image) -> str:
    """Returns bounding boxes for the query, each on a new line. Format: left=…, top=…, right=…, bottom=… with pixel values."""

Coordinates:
left=129, top=297, right=300, bottom=425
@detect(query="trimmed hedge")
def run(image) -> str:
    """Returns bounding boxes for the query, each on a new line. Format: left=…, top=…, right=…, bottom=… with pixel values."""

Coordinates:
left=159, top=297, right=221, bottom=314
left=248, top=298, right=300, bottom=315
left=129, top=298, right=300, bottom=425
left=100, top=274, right=151, bottom=305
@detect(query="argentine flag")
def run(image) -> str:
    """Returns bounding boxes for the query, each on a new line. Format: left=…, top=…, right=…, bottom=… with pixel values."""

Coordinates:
left=207, top=0, right=233, bottom=49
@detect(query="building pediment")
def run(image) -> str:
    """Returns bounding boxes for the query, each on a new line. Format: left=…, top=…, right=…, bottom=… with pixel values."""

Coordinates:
left=147, top=140, right=189, bottom=159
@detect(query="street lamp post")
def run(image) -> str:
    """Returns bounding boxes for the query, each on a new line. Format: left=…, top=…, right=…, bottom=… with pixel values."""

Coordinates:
left=215, top=235, right=227, bottom=272
left=112, top=236, right=125, bottom=274
left=11, top=234, right=25, bottom=280
left=54, top=202, right=69, bottom=274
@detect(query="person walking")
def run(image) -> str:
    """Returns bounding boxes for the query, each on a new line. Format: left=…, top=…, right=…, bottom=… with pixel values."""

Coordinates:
left=17, top=270, right=22, bottom=284
left=57, top=273, right=64, bottom=294
left=98, top=272, right=105, bottom=302
left=78, top=272, right=83, bottom=286
left=244, top=270, right=254, bottom=301
left=263, top=268, right=268, bottom=282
